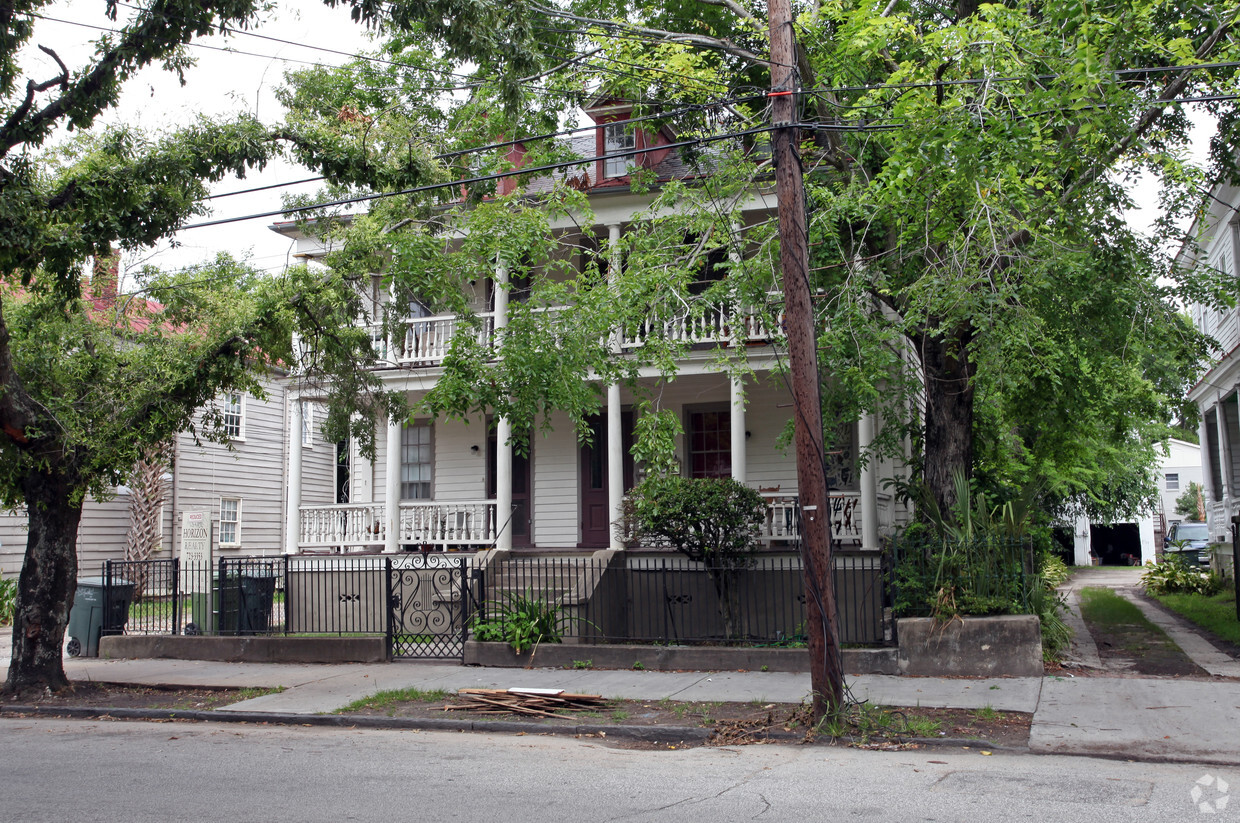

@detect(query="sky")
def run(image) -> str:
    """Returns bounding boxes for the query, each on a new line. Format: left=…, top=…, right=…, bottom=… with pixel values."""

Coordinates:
left=22, top=1, right=1218, bottom=286
left=25, top=1, right=378, bottom=284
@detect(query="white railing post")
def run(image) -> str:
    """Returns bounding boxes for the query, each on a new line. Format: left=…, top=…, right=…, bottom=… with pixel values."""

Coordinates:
left=385, top=415, right=402, bottom=553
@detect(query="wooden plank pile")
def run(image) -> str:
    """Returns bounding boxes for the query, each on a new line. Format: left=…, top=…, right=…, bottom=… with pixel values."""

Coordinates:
left=452, top=688, right=606, bottom=718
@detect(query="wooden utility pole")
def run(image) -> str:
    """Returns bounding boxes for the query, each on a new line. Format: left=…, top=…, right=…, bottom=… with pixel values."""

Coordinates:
left=768, top=0, right=843, bottom=718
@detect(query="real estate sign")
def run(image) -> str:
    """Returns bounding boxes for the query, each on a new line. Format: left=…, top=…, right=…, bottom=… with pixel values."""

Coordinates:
left=180, top=509, right=212, bottom=594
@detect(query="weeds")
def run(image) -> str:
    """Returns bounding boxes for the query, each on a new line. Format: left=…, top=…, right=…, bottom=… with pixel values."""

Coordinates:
left=334, top=686, right=450, bottom=714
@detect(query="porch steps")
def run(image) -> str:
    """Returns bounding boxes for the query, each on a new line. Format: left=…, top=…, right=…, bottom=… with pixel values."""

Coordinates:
left=482, top=550, right=619, bottom=609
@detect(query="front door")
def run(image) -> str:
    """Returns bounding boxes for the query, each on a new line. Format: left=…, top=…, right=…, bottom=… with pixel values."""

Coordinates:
left=488, top=429, right=532, bottom=547
left=579, top=413, right=634, bottom=548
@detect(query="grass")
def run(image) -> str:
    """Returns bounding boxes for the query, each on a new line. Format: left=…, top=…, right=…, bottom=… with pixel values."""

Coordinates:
left=235, top=686, right=286, bottom=701
left=1150, top=588, right=1240, bottom=645
left=333, top=686, right=450, bottom=714
left=1078, top=587, right=1168, bottom=641
left=971, top=705, right=1000, bottom=722
left=814, top=704, right=943, bottom=742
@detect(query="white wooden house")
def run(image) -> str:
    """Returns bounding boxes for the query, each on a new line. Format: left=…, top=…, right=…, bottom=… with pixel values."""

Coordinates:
left=1183, top=175, right=1240, bottom=552
left=279, top=101, right=915, bottom=558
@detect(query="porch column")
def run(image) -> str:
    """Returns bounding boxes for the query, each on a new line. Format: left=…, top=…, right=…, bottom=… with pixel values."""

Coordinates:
left=284, top=396, right=303, bottom=555
left=1216, top=401, right=1231, bottom=501
left=606, top=223, right=624, bottom=549
left=1201, top=413, right=1216, bottom=503
left=385, top=414, right=402, bottom=553
left=730, top=375, right=746, bottom=483
left=859, top=411, right=879, bottom=551
left=494, top=260, right=513, bottom=550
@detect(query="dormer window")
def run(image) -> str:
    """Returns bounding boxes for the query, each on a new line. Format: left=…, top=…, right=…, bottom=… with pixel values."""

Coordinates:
left=603, top=122, right=636, bottom=178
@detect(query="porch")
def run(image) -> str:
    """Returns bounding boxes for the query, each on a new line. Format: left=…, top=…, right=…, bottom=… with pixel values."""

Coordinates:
left=293, top=491, right=893, bottom=552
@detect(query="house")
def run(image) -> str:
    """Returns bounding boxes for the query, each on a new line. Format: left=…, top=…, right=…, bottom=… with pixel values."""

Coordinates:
left=0, top=263, right=336, bottom=580
left=1182, top=174, right=1240, bottom=556
left=1062, top=438, right=1201, bottom=566
left=276, top=99, right=915, bottom=559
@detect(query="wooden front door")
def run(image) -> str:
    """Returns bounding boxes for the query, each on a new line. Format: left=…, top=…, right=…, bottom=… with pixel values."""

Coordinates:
left=488, top=430, right=532, bottom=547
left=579, top=413, right=634, bottom=548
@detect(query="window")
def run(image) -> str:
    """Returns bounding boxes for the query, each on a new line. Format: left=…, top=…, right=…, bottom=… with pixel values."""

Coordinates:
left=222, top=393, right=244, bottom=439
left=603, top=122, right=636, bottom=178
left=1166, top=473, right=1180, bottom=491
left=400, top=422, right=433, bottom=499
left=688, top=409, right=731, bottom=479
left=301, top=401, right=313, bottom=447
left=219, top=498, right=241, bottom=547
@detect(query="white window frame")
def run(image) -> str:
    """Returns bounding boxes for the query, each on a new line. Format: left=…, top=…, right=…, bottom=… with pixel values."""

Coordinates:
left=603, top=122, right=636, bottom=178
left=222, top=392, right=245, bottom=441
left=219, top=497, right=242, bottom=547
left=1166, top=473, right=1180, bottom=491
left=400, top=421, right=434, bottom=501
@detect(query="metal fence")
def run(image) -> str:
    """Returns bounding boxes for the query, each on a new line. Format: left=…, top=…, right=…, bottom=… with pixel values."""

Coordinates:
left=479, top=552, right=890, bottom=646
left=97, top=549, right=892, bottom=652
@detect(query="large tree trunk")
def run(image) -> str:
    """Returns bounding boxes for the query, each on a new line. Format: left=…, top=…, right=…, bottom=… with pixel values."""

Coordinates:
left=4, top=470, right=84, bottom=694
left=916, top=323, right=976, bottom=517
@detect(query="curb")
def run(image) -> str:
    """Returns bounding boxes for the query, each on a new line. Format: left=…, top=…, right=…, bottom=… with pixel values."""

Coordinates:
left=0, top=704, right=1022, bottom=752
left=0, top=704, right=713, bottom=745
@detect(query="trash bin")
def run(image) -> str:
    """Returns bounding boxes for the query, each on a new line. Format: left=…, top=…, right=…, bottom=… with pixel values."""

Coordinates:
left=218, top=570, right=277, bottom=635
left=66, top=577, right=135, bottom=657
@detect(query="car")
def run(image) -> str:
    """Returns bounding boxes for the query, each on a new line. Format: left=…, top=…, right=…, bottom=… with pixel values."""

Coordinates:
left=1163, top=521, right=1212, bottom=568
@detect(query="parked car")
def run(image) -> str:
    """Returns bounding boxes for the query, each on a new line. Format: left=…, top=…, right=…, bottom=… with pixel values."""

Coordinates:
left=1163, top=521, right=1212, bottom=568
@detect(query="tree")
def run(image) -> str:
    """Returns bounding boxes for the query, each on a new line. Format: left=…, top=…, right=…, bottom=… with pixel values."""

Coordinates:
left=273, top=0, right=1240, bottom=722
left=1175, top=481, right=1206, bottom=522
left=0, top=0, right=565, bottom=693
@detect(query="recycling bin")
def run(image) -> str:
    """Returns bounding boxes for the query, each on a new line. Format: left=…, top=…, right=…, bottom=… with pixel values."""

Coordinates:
left=66, top=577, right=135, bottom=657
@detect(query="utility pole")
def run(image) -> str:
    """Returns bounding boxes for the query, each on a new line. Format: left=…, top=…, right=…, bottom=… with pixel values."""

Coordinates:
left=768, top=0, right=843, bottom=718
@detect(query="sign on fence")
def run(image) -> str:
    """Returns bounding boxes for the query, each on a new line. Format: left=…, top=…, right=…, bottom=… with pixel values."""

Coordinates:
left=180, top=510, right=212, bottom=593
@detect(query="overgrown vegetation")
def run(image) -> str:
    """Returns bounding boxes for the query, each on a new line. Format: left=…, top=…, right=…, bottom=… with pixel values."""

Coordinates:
left=1142, top=556, right=1225, bottom=596
left=334, top=687, right=451, bottom=715
left=892, top=472, right=1071, bottom=661
left=0, top=574, right=15, bottom=626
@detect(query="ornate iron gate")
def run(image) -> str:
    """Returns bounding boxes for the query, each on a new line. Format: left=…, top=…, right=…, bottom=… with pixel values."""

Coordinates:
left=388, top=555, right=478, bottom=659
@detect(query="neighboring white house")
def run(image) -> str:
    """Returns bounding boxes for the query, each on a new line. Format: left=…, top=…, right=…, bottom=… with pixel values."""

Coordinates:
left=1064, top=438, right=1202, bottom=566
left=1182, top=175, right=1240, bottom=552
left=277, top=99, right=916, bottom=558
left=0, top=374, right=335, bottom=578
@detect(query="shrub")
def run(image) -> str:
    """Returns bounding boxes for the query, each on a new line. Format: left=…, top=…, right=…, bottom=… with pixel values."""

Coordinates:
left=1142, top=555, right=1225, bottom=596
left=470, top=590, right=572, bottom=654
left=623, top=476, right=766, bottom=639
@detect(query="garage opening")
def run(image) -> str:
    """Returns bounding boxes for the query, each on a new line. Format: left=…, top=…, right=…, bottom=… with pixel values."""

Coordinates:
left=1089, top=523, right=1141, bottom=566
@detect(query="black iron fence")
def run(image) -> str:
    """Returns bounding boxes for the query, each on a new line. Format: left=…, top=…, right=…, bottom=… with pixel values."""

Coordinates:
left=94, top=549, right=893, bottom=652
left=479, top=552, right=891, bottom=646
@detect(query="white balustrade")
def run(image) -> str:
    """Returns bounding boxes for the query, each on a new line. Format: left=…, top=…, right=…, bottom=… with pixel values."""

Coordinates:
left=398, top=500, right=497, bottom=545
left=298, top=504, right=386, bottom=548
left=760, top=492, right=887, bottom=547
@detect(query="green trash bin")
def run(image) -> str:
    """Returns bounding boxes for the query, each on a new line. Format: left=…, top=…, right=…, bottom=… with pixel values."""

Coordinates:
left=66, top=577, right=135, bottom=657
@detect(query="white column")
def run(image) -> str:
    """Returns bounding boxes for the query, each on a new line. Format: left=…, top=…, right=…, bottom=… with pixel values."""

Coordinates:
left=284, top=397, right=303, bottom=555
left=1216, top=402, right=1231, bottom=502
left=859, top=411, right=879, bottom=552
left=494, top=260, right=514, bottom=550
left=730, top=376, right=746, bottom=483
left=385, top=415, right=402, bottom=553
left=1201, top=414, right=1216, bottom=504
left=606, top=223, right=624, bottom=549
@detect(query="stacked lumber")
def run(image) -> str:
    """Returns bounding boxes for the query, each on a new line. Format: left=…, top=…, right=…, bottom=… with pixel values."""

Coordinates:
left=452, top=688, right=605, bottom=718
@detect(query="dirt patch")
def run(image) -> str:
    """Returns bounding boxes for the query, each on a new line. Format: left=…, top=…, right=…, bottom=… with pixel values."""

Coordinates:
left=344, top=694, right=1030, bottom=750
left=2, top=682, right=259, bottom=711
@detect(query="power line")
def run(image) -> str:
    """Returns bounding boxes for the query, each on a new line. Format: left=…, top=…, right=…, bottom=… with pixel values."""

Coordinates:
left=182, top=124, right=780, bottom=230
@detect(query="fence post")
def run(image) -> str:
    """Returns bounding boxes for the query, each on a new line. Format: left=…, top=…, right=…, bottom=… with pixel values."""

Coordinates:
left=102, top=559, right=112, bottom=640
left=283, top=554, right=291, bottom=636
left=172, top=558, right=180, bottom=636
left=384, top=556, right=393, bottom=660
left=218, top=556, right=227, bottom=636
left=458, top=557, right=468, bottom=654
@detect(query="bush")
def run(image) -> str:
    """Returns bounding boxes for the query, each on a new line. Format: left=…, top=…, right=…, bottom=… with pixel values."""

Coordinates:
left=623, top=476, right=766, bottom=639
left=1142, top=555, right=1225, bottom=596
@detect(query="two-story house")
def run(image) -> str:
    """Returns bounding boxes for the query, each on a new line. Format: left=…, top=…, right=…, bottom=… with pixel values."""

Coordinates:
left=276, top=100, right=915, bottom=560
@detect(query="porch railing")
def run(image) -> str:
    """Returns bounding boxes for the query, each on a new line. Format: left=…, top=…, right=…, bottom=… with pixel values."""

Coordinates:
left=297, top=501, right=498, bottom=549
